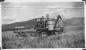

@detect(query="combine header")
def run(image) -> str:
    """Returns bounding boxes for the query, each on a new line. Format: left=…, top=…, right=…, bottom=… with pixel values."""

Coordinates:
left=33, top=14, right=64, bottom=37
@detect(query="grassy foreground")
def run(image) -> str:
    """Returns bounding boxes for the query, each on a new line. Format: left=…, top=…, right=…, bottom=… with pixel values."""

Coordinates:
left=2, top=25, right=85, bottom=48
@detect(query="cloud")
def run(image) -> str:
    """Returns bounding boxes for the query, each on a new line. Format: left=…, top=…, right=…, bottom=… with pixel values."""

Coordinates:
left=2, top=15, right=23, bottom=24
left=2, top=2, right=84, bottom=24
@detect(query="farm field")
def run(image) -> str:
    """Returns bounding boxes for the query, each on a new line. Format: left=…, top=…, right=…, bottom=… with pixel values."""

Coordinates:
left=2, top=2, right=84, bottom=49
left=2, top=25, right=85, bottom=48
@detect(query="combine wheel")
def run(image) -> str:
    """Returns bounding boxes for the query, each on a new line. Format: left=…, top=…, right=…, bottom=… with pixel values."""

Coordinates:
left=41, top=32, right=48, bottom=37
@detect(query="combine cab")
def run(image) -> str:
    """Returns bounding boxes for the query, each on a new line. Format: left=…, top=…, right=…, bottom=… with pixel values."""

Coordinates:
left=33, top=14, right=64, bottom=37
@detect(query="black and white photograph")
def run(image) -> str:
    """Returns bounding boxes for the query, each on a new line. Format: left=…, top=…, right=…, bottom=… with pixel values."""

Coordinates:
left=2, top=2, right=85, bottom=49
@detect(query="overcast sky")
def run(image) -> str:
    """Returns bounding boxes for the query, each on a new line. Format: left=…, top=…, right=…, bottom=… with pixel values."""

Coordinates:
left=4, top=0, right=81, bottom=2
left=2, top=2, right=84, bottom=24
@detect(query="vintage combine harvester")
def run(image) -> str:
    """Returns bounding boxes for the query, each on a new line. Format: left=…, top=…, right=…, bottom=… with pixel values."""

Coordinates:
left=13, top=14, right=64, bottom=38
left=33, top=14, right=64, bottom=37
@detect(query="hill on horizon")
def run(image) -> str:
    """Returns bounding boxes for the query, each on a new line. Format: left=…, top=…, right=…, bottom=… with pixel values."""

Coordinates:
left=2, top=17, right=84, bottom=31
